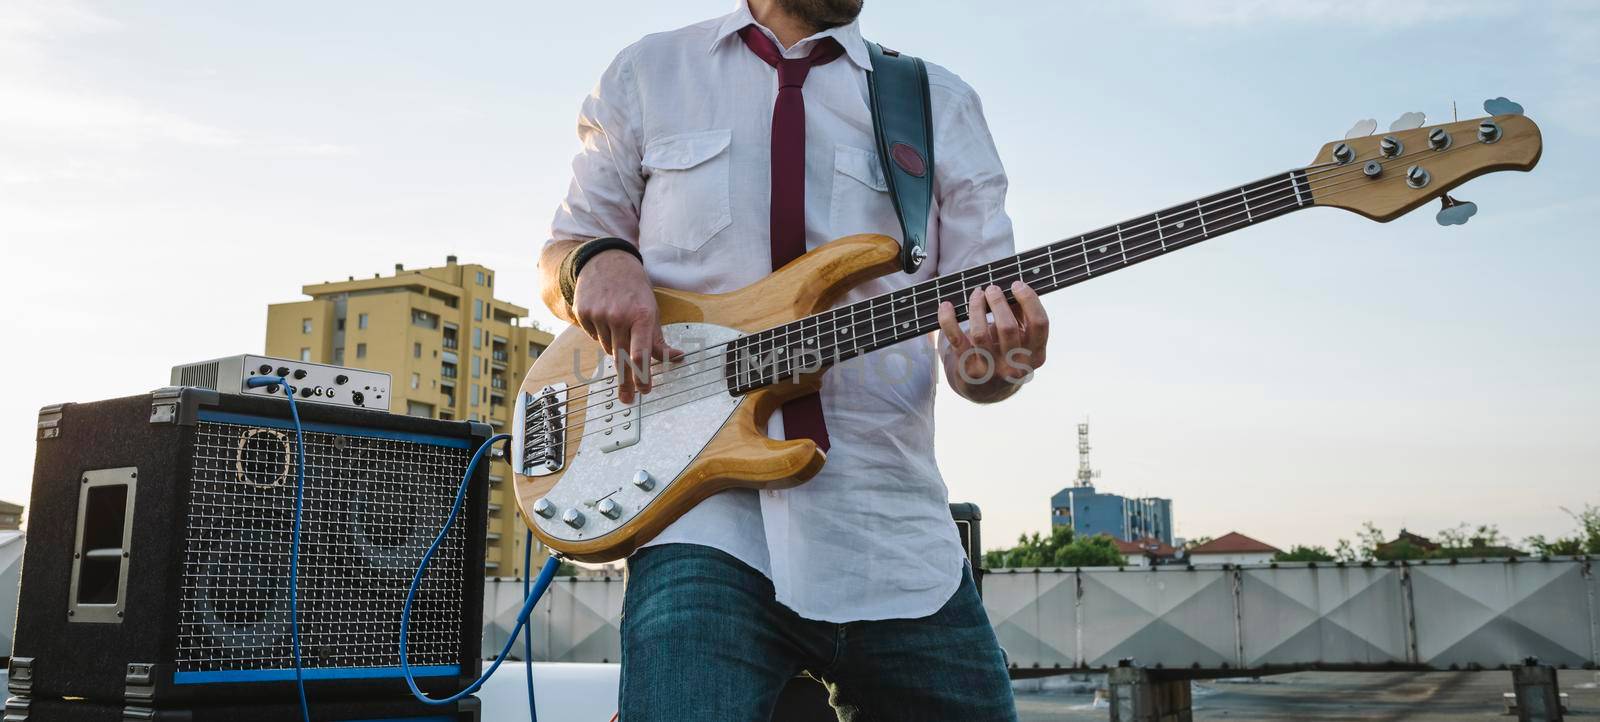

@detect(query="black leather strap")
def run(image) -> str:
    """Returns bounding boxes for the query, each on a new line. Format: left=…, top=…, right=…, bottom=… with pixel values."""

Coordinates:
left=866, top=42, right=934, bottom=274
left=559, top=237, right=641, bottom=307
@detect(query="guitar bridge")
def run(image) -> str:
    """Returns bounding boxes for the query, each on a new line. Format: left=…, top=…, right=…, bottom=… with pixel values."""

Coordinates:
left=517, top=383, right=568, bottom=476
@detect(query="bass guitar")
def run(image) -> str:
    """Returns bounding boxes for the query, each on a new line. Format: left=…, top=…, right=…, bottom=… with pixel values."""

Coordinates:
left=514, top=101, right=1541, bottom=562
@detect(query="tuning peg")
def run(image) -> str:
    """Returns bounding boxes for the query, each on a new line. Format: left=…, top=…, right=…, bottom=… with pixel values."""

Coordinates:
left=1435, top=194, right=1478, bottom=226
left=1483, top=97, right=1524, bottom=116
left=1344, top=118, right=1377, bottom=139
left=1389, top=112, right=1426, bottom=131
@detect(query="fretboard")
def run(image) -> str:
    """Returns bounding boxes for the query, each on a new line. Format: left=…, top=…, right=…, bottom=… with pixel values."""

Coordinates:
left=726, top=168, right=1314, bottom=393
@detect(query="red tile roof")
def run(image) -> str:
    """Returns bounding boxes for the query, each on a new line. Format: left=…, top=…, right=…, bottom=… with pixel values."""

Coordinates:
left=1188, top=531, right=1280, bottom=555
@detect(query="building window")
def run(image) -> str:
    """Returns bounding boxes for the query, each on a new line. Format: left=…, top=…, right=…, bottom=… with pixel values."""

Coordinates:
left=470, top=384, right=479, bottom=407
left=301, top=318, right=312, bottom=334
left=486, top=274, right=493, bottom=287
left=358, top=313, right=368, bottom=330
left=356, top=343, right=367, bottom=359
left=411, top=309, right=438, bottom=329
left=411, top=373, right=420, bottom=389
left=336, top=318, right=345, bottom=331
left=413, top=342, right=422, bottom=358
left=406, top=400, right=434, bottom=418
left=333, top=347, right=345, bottom=364
left=300, top=348, right=311, bottom=361
left=476, top=271, right=485, bottom=285
left=472, top=359, right=480, bottom=378
left=473, top=328, right=482, bottom=349
left=474, top=299, right=483, bottom=321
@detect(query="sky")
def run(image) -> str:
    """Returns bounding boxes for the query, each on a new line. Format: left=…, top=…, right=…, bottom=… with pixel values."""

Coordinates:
left=2, top=1, right=1597, bottom=553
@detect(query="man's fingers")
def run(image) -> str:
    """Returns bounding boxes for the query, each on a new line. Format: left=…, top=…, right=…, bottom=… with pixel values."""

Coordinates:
left=937, top=301, right=968, bottom=352
left=653, top=336, right=684, bottom=363
left=986, top=285, right=1023, bottom=352
left=967, top=287, right=992, bottom=348
left=614, top=352, right=634, bottom=403
left=629, top=319, right=654, bottom=394
left=1012, top=280, right=1050, bottom=368
left=611, top=321, right=636, bottom=402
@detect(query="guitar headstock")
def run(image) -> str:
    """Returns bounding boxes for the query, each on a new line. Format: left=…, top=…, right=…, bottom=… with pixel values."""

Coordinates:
left=1307, top=100, right=1541, bottom=224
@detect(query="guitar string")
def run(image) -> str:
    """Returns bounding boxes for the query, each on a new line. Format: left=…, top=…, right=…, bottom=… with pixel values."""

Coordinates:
left=538, top=133, right=1474, bottom=406
left=532, top=134, right=1483, bottom=431
left=534, top=134, right=1484, bottom=449
left=549, top=146, right=1480, bottom=447
left=551, top=157, right=1350, bottom=396
left=542, top=134, right=1483, bottom=441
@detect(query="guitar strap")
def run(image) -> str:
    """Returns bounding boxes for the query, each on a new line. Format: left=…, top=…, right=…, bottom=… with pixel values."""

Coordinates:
left=866, top=41, right=934, bottom=274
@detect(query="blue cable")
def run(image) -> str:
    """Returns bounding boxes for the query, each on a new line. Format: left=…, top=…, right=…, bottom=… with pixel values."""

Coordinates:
left=399, top=431, right=561, bottom=712
left=524, top=530, right=538, bottom=717
left=247, top=377, right=556, bottom=722
left=244, top=376, right=311, bottom=722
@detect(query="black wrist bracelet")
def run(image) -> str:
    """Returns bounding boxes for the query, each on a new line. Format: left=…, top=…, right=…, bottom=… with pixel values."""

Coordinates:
left=559, top=237, right=642, bottom=307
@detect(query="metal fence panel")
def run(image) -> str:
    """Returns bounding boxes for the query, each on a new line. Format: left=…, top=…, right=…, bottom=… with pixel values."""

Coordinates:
left=1238, top=565, right=1409, bottom=668
left=482, top=559, right=1595, bottom=670
left=1410, top=559, right=1593, bottom=668
left=1079, top=567, right=1237, bottom=668
left=982, top=570, right=1076, bottom=669
left=484, top=576, right=625, bottom=663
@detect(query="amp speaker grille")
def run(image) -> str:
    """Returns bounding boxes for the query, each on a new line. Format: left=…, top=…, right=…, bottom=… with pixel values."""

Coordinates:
left=177, top=420, right=469, bottom=674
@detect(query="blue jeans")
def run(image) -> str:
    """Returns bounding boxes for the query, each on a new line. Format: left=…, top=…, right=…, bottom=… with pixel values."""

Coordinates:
left=618, top=543, right=1017, bottom=721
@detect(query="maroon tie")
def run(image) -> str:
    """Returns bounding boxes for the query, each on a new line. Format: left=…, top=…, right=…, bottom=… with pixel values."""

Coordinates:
left=739, top=25, right=843, bottom=452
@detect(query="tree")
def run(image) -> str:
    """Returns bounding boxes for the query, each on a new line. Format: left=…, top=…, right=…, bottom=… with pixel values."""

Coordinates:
left=1524, top=505, right=1600, bottom=556
left=1055, top=535, right=1127, bottom=567
left=1274, top=545, right=1336, bottom=562
left=984, top=526, right=1125, bottom=569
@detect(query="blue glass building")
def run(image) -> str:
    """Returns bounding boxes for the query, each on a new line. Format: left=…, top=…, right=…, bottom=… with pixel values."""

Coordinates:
left=1050, top=484, right=1173, bottom=545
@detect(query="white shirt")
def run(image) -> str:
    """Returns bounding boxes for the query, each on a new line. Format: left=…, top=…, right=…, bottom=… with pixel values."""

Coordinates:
left=548, top=1, right=1014, bottom=622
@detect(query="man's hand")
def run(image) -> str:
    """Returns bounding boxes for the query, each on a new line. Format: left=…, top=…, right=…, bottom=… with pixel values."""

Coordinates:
left=936, top=281, right=1049, bottom=403
left=571, top=250, right=680, bottom=403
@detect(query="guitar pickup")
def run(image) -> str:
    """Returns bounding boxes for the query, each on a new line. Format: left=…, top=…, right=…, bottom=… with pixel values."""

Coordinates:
left=590, top=371, right=641, bottom=454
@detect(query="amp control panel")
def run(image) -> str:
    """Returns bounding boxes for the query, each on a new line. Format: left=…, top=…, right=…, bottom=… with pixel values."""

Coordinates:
left=170, top=354, right=391, bottom=411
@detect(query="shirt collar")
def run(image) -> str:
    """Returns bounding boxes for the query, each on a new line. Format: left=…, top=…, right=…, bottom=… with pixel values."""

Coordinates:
left=710, top=0, right=871, bottom=71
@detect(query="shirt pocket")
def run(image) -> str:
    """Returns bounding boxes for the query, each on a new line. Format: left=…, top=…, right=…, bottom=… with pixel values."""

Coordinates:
left=640, top=128, right=733, bottom=252
left=828, top=144, right=902, bottom=244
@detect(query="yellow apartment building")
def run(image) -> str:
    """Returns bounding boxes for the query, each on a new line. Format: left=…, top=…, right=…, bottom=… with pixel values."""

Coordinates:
left=265, top=255, right=554, bottom=578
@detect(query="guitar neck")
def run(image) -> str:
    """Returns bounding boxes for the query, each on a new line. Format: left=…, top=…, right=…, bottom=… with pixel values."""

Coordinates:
left=727, top=168, right=1315, bottom=392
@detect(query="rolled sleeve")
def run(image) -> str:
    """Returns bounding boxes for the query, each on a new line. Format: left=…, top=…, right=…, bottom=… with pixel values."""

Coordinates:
left=548, top=46, right=646, bottom=254
left=932, top=89, right=1015, bottom=275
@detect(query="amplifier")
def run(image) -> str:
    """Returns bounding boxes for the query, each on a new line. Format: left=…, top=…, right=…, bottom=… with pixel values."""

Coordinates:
left=170, top=354, right=392, bottom=412
left=3, top=695, right=480, bottom=721
left=12, top=387, right=490, bottom=707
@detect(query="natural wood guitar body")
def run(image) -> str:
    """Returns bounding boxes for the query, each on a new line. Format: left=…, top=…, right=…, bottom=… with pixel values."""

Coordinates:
left=512, top=233, right=901, bottom=562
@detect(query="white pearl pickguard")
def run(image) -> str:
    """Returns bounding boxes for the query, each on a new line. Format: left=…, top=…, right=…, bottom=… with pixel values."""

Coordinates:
left=523, top=322, right=744, bottom=544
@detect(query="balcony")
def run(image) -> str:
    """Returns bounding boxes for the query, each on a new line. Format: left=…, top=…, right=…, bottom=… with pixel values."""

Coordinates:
left=490, top=377, right=507, bottom=391
left=491, top=349, right=509, bottom=366
left=442, top=337, right=459, bottom=350
left=486, top=530, right=501, bottom=542
left=441, top=364, right=458, bottom=380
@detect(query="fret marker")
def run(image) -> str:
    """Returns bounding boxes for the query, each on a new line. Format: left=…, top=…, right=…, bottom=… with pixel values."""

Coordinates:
left=1176, top=221, right=1187, bottom=229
